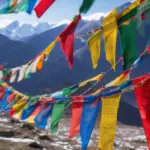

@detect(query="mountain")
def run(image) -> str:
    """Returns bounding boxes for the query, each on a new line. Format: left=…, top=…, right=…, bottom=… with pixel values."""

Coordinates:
left=6, top=21, right=19, bottom=32
left=15, top=24, right=35, bottom=38
left=0, top=1, right=132, bottom=41
left=34, top=22, right=53, bottom=34
left=0, top=34, right=37, bottom=67
left=0, top=21, right=53, bottom=41
left=0, top=22, right=21, bottom=41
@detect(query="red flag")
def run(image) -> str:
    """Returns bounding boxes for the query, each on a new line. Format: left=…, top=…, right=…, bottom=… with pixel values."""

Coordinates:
left=0, top=87, right=5, bottom=100
left=69, top=96, right=84, bottom=138
left=59, top=14, right=81, bottom=69
left=132, top=73, right=150, bottom=149
left=34, top=0, right=55, bottom=18
left=146, top=45, right=150, bottom=53
left=7, top=93, right=17, bottom=104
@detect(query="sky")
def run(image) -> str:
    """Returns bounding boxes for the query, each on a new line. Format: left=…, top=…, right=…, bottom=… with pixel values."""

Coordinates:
left=0, top=0, right=132, bottom=27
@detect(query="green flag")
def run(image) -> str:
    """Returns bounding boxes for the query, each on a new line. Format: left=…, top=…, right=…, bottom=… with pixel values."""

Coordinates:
left=50, top=102, right=66, bottom=133
left=8, top=0, right=29, bottom=13
left=118, top=7, right=138, bottom=70
left=79, top=0, right=96, bottom=14
left=0, top=0, right=29, bottom=14
left=50, top=87, right=77, bottom=133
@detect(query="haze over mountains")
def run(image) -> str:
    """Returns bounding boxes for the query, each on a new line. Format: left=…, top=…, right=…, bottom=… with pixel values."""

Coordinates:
left=0, top=1, right=150, bottom=125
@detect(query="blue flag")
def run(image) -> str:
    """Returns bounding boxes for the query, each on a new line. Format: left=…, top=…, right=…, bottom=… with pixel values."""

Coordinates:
left=27, top=0, right=38, bottom=14
left=0, top=88, right=12, bottom=111
left=34, top=103, right=53, bottom=129
left=80, top=100, right=101, bottom=150
left=21, top=98, right=39, bottom=120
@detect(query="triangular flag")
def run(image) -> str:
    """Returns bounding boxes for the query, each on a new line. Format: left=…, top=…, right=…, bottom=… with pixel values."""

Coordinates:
left=79, top=73, right=104, bottom=87
left=26, top=101, right=44, bottom=124
left=21, top=98, right=39, bottom=120
left=9, top=97, right=28, bottom=117
left=43, top=37, right=59, bottom=57
left=59, top=14, right=81, bottom=68
left=34, top=102, right=53, bottom=129
left=80, top=99, right=101, bottom=150
left=105, top=70, right=130, bottom=88
left=87, top=30, right=102, bottom=69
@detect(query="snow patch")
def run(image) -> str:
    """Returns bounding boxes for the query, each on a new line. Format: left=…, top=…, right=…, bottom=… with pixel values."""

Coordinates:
left=0, top=118, right=9, bottom=122
left=0, top=123, right=12, bottom=129
left=0, top=137, right=35, bottom=143
left=124, top=135, right=146, bottom=143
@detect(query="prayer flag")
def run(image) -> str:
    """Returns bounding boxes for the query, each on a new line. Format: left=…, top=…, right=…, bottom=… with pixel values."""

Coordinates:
left=118, top=2, right=139, bottom=70
left=87, top=30, right=102, bottom=69
left=60, top=14, right=81, bottom=69
left=98, top=94, right=121, bottom=150
left=103, top=8, right=118, bottom=70
left=81, top=99, right=101, bottom=150
left=69, top=96, right=84, bottom=138
left=34, top=0, right=55, bottom=18
left=79, top=0, right=96, bottom=14
left=132, top=73, right=150, bottom=149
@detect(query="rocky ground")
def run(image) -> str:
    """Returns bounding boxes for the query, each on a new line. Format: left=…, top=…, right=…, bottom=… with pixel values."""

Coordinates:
left=0, top=112, right=148, bottom=150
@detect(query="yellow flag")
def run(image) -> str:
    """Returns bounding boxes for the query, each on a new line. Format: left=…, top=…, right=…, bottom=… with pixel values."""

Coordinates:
left=79, top=73, right=104, bottom=87
left=13, top=109, right=24, bottom=120
left=87, top=29, right=102, bottom=69
left=102, top=8, right=118, bottom=71
left=43, top=37, right=60, bottom=57
left=105, top=70, right=130, bottom=88
left=12, top=97, right=28, bottom=114
left=98, top=93, right=121, bottom=150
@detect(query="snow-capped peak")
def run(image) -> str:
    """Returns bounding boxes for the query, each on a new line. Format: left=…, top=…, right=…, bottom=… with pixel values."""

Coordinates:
left=6, top=20, right=19, bottom=32
left=83, top=12, right=108, bottom=21
left=51, top=19, right=71, bottom=28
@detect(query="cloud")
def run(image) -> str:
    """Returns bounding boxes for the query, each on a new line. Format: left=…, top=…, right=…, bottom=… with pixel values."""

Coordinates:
left=0, top=19, right=13, bottom=28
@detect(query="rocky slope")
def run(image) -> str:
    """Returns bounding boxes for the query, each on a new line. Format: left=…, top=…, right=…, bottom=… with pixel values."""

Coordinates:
left=0, top=111, right=148, bottom=150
